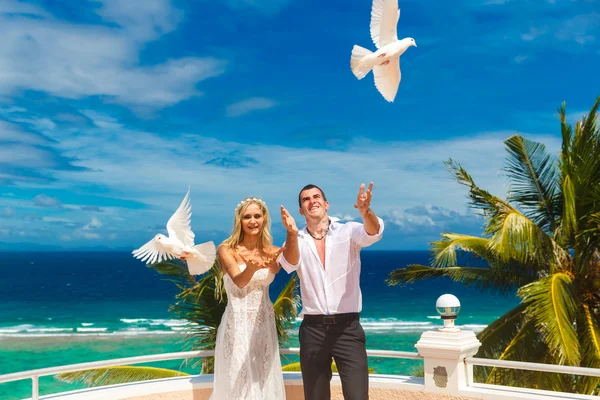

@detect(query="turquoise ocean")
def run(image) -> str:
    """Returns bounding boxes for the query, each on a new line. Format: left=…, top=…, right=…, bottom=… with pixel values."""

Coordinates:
left=0, top=251, right=519, bottom=399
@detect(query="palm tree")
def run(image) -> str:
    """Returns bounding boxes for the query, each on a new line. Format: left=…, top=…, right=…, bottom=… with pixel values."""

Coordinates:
left=387, top=96, right=600, bottom=394
left=57, top=259, right=300, bottom=386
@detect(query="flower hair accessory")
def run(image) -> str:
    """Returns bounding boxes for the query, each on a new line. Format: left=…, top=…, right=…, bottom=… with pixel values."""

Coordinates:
left=235, top=197, right=267, bottom=212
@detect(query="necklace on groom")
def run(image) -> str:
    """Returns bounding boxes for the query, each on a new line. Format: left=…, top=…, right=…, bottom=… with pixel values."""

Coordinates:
left=307, top=219, right=330, bottom=241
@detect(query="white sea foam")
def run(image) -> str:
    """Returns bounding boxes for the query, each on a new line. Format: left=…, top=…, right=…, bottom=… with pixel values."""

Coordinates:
left=148, top=319, right=188, bottom=327
left=81, top=323, right=94, bottom=327
left=120, top=318, right=149, bottom=324
left=26, top=328, right=73, bottom=333
left=125, top=327, right=149, bottom=332
left=0, top=324, right=35, bottom=333
left=458, top=324, right=487, bottom=332
left=76, top=327, right=108, bottom=333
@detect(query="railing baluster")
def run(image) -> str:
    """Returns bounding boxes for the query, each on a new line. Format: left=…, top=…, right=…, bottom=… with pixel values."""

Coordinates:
left=32, top=375, right=39, bottom=400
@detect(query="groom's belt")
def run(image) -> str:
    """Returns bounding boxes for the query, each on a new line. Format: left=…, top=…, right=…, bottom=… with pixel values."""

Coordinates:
left=302, top=312, right=359, bottom=325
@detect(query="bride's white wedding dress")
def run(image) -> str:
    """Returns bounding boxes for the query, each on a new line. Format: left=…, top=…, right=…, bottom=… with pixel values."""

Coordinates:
left=211, top=264, right=286, bottom=400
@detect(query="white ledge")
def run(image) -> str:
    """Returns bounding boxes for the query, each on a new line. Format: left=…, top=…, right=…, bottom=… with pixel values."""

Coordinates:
left=25, top=373, right=424, bottom=400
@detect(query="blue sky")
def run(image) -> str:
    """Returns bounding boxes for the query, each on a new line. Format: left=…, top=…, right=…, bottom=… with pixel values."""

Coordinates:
left=0, top=0, right=598, bottom=251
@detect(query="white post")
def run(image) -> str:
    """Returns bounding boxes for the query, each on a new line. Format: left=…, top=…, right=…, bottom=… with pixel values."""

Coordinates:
left=415, top=329, right=481, bottom=396
left=32, top=375, right=39, bottom=400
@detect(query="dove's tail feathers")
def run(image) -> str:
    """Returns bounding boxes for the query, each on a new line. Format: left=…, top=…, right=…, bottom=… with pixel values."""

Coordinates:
left=187, top=241, right=217, bottom=275
left=350, top=45, right=373, bottom=80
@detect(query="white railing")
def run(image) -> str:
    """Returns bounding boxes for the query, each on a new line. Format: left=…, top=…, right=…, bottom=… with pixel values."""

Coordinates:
left=0, top=348, right=423, bottom=400
left=0, top=350, right=214, bottom=400
left=11, top=347, right=600, bottom=400
left=467, top=357, right=600, bottom=379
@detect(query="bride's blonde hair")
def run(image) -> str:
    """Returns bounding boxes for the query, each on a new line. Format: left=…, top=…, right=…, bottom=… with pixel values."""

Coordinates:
left=222, top=197, right=273, bottom=252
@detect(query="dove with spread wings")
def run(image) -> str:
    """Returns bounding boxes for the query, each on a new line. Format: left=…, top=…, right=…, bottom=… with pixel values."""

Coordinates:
left=350, top=0, right=416, bottom=102
left=132, top=188, right=216, bottom=275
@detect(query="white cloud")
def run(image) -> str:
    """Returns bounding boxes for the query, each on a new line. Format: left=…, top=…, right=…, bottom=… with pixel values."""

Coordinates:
left=520, top=13, right=599, bottom=46
left=3, top=207, right=15, bottom=217
left=555, top=12, right=599, bottom=45
left=81, top=110, right=124, bottom=130
left=84, top=217, right=103, bottom=230
left=80, top=232, right=100, bottom=240
left=0, top=104, right=566, bottom=249
left=33, top=194, right=63, bottom=208
left=331, top=213, right=355, bottom=222
left=0, top=0, right=50, bottom=18
left=0, top=120, right=53, bottom=145
left=94, top=0, right=182, bottom=40
left=521, top=27, right=546, bottom=42
left=46, top=113, right=562, bottom=233
left=514, top=55, right=529, bottom=64
left=43, top=217, right=75, bottom=224
left=0, top=1, right=226, bottom=110
left=226, top=97, right=278, bottom=117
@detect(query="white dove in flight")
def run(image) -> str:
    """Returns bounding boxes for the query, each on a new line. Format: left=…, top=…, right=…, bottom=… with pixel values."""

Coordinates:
left=350, top=0, right=416, bottom=102
left=132, top=188, right=216, bottom=275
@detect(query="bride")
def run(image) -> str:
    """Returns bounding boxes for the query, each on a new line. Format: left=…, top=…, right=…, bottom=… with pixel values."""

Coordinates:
left=211, top=197, right=295, bottom=399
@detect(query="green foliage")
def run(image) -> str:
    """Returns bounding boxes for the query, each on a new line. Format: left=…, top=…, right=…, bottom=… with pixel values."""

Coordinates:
left=56, top=366, right=189, bottom=387
left=387, top=95, right=600, bottom=394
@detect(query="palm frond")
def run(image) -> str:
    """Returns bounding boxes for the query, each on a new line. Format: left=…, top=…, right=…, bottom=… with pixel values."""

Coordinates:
left=476, top=303, right=528, bottom=357
left=386, top=264, right=521, bottom=295
left=430, top=234, right=491, bottom=268
left=445, top=159, right=564, bottom=269
left=574, top=304, right=600, bottom=394
left=558, top=102, right=573, bottom=156
left=444, top=159, right=514, bottom=222
left=387, top=264, right=488, bottom=286
left=561, top=173, right=577, bottom=240
left=518, top=273, right=580, bottom=365
left=487, top=211, right=565, bottom=273
left=148, top=259, right=198, bottom=286
left=170, top=263, right=227, bottom=373
left=483, top=319, right=543, bottom=386
left=273, top=272, right=300, bottom=347
left=55, top=366, right=189, bottom=387
left=503, top=134, right=558, bottom=232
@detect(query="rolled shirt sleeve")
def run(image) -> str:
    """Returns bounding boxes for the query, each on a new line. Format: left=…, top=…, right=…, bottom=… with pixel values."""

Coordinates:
left=278, top=251, right=301, bottom=273
left=351, top=217, right=384, bottom=248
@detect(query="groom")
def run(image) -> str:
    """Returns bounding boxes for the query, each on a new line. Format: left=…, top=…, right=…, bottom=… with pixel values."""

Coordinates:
left=279, top=182, right=384, bottom=400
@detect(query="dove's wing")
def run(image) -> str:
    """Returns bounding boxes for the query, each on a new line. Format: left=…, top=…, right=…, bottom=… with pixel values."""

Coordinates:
left=373, top=57, right=401, bottom=102
left=166, top=188, right=195, bottom=247
left=132, top=239, right=175, bottom=265
left=370, top=0, right=399, bottom=49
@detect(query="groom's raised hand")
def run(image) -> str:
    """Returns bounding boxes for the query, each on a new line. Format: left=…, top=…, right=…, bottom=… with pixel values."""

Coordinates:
left=354, top=182, right=374, bottom=216
left=281, top=206, right=299, bottom=235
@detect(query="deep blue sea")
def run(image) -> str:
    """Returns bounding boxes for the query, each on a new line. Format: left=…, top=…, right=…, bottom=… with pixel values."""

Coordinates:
left=0, top=250, right=520, bottom=399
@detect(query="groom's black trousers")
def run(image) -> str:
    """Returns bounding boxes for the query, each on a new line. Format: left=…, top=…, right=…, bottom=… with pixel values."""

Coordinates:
left=299, top=313, right=369, bottom=400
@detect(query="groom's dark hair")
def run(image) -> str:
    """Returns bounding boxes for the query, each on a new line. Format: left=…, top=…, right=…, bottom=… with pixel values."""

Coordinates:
left=298, top=184, right=327, bottom=207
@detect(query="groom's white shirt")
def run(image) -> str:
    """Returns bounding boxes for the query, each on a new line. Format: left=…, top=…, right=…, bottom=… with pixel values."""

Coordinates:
left=279, top=216, right=384, bottom=317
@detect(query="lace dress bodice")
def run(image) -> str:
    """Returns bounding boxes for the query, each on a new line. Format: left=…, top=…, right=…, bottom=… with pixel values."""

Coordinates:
left=210, top=264, right=285, bottom=399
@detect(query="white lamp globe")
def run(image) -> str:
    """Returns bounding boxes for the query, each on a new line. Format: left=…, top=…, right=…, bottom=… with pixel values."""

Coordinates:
left=435, top=294, right=461, bottom=331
